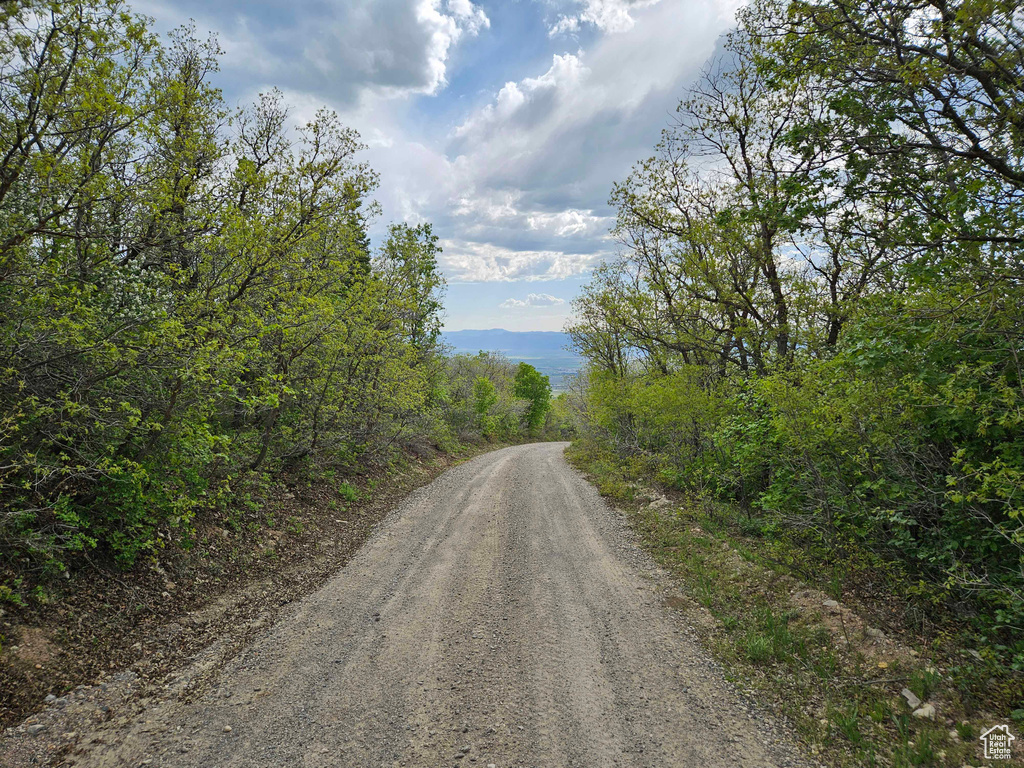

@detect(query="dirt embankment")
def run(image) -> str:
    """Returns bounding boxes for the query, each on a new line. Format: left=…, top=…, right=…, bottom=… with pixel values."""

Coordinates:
left=0, top=443, right=496, bottom=738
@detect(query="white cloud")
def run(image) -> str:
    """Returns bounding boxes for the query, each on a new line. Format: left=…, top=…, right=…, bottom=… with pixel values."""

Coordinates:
left=549, top=16, right=581, bottom=36
left=433, top=1, right=727, bottom=281
left=136, top=0, right=489, bottom=104
left=446, top=0, right=490, bottom=32
left=139, top=0, right=737, bottom=293
left=500, top=293, right=567, bottom=308
left=526, top=209, right=611, bottom=237
left=549, top=0, right=663, bottom=36
left=451, top=189, right=523, bottom=222
left=441, top=239, right=609, bottom=282
left=449, top=4, right=725, bottom=194
left=452, top=53, right=588, bottom=144
left=414, top=0, right=491, bottom=97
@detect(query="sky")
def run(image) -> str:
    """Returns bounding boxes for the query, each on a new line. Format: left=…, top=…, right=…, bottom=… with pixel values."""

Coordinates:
left=137, top=0, right=741, bottom=331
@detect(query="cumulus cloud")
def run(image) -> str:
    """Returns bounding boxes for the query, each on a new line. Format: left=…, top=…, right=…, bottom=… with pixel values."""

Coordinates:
left=447, top=4, right=725, bottom=207
left=440, top=239, right=609, bottom=282
left=135, top=0, right=489, bottom=104
left=526, top=209, right=610, bottom=238
left=452, top=53, right=588, bottom=146
left=500, top=293, right=567, bottom=309
left=139, top=0, right=737, bottom=292
left=549, top=0, right=663, bottom=36
left=414, top=0, right=490, bottom=96
left=435, top=1, right=728, bottom=280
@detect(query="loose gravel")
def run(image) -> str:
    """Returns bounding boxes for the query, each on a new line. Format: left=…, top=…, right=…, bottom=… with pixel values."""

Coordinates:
left=31, top=443, right=815, bottom=768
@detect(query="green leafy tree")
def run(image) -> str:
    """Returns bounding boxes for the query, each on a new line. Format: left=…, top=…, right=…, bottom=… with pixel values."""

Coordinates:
left=376, top=223, right=445, bottom=353
left=513, top=363, right=551, bottom=432
left=472, top=376, right=498, bottom=432
left=0, top=1, right=450, bottom=575
left=569, top=0, right=1024, bottom=669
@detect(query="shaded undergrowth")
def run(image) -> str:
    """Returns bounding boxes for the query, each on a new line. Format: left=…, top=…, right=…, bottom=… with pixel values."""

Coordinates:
left=568, top=441, right=1024, bottom=768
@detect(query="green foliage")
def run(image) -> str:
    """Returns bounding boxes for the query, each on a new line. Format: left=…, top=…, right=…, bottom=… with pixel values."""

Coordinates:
left=568, top=442, right=992, bottom=767
left=337, top=482, right=359, bottom=503
left=908, top=668, right=942, bottom=702
left=830, top=705, right=864, bottom=747
left=513, top=363, right=551, bottom=432
left=376, top=223, right=445, bottom=352
left=568, top=0, right=1024, bottom=671
left=473, top=377, right=498, bottom=419
left=439, top=352, right=534, bottom=442
left=542, top=392, right=576, bottom=440
left=0, top=1, right=458, bottom=573
left=0, top=579, right=26, bottom=607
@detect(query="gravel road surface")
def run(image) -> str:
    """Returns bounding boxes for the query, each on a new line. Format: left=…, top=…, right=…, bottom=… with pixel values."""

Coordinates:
left=70, top=442, right=812, bottom=768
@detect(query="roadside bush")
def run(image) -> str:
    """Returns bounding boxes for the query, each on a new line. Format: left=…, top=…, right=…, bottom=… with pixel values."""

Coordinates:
left=0, top=1, right=457, bottom=577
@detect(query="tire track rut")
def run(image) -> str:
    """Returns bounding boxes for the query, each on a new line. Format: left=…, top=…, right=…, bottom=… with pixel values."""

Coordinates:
left=67, top=443, right=813, bottom=768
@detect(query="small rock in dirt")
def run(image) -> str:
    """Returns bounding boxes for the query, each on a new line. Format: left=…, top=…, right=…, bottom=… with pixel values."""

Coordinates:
left=223, top=725, right=233, bottom=732
left=912, top=703, right=936, bottom=720
left=26, top=724, right=47, bottom=735
left=44, top=694, right=57, bottom=703
left=901, top=688, right=922, bottom=710
left=461, top=745, right=471, bottom=753
left=821, top=599, right=839, bottom=610
left=865, top=627, right=885, bottom=640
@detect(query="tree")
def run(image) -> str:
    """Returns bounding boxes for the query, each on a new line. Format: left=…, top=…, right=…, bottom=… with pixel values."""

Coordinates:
left=472, top=376, right=497, bottom=418
left=568, top=0, right=1024, bottom=667
left=760, top=0, right=1024, bottom=249
left=376, top=223, right=445, bottom=354
left=592, top=21, right=896, bottom=379
left=513, top=363, right=551, bottom=432
left=0, top=1, right=450, bottom=573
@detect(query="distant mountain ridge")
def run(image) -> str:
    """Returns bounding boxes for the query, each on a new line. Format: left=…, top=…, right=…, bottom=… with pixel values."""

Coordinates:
left=441, top=329, right=575, bottom=357
left=441, top=329, right=581, bottom=391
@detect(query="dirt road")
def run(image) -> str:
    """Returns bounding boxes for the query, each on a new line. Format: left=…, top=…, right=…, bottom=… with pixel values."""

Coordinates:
left=70, top=443, right=812, bottom=768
